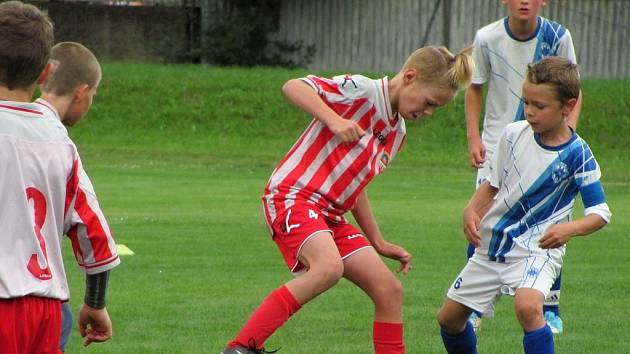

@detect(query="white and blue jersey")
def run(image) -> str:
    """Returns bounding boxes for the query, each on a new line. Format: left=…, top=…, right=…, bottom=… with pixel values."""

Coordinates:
left=476, top=121, right=611, bottom=264
left=472, top=17, right=577, bottom=158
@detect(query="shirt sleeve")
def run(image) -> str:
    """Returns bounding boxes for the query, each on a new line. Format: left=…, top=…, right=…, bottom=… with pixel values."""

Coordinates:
left=557, top=30, right=578, bottom=65
left=487, top=128, right=509, bottom=189
left=64, top=156, right=120, bottom=274
left=471, top=32, right=489, bottom=85
left=573, top=144, right=611, bottom=223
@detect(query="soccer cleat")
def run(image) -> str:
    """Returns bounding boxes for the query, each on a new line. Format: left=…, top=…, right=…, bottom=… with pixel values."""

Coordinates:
left=468, top=312, right=482, bottom=333
left=544, top=311, right=564, bottom=334
left=221, top=344, right=279, bottom=354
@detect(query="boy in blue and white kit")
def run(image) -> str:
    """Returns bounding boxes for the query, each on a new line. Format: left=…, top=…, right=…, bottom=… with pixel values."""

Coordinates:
left=438, top=57, right=610, bottom=354
left=465, top=0, right=581, bottom=332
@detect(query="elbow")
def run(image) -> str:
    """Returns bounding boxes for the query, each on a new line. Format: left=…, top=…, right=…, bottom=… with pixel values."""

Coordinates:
left=282, top=79, right=301, bottom=96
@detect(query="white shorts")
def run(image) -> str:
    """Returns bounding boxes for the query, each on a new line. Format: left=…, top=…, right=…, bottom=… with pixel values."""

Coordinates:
left=446, top=255, right=561, bottom=317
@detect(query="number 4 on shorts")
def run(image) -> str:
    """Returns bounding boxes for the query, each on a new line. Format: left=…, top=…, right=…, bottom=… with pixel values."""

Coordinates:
left=309, top=209, right=319, bottom=220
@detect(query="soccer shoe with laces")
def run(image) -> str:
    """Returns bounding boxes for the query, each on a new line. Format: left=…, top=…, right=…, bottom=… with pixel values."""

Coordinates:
left=467, top=312, right=482, bottom=333
left=544, top=311, right=564, bottom=334
left=221, top=343, right=278, bottom=354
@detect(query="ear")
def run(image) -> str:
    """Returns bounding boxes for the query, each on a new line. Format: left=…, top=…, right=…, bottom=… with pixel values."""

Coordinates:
left=562, top=97, right=577, bottom=116
left=36, top=62, right=54, bottom=85
left=73, top=84, right=90, bottom=101
left=402, top=68, right=418, bottom=85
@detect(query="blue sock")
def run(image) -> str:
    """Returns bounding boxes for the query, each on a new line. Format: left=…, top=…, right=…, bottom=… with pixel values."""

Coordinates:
left=466, top=243, right=475, bottom=259
left=441, top=321, right=477, bottom=354
left=544, top=274, right=561, bottom=316
left=523, top=325, right=554, bottom=354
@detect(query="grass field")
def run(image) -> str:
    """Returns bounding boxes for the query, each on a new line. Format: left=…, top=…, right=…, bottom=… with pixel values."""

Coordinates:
left=62, top=63, right=630, bottom=353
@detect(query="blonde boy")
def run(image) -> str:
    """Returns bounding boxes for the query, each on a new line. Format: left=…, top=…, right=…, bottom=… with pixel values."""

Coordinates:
left=37, top=42, right=104, bottom=352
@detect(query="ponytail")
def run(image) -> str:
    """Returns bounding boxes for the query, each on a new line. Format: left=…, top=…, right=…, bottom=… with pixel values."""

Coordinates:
left=401, top=45, right=475, bottom=91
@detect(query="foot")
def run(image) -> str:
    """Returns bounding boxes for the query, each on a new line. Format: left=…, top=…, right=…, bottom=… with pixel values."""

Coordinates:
left=468, top=312, right=482, bottom=333
left=222, top=345, right=278, bottom=354
left=544, top=311, right=564, bottom=334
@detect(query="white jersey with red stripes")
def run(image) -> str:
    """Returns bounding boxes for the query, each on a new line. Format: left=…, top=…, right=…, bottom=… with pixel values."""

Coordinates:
left=263, top=74, right=406, bottom=225
left=0, top=99, right=119, bottom=300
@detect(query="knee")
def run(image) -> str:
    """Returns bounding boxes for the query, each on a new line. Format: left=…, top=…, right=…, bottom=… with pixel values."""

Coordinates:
left=310, top=258, right=344, bottom=289
left=436, top=307, right=463, bottom=333
left=373, top=276, right=404, bottom=305
left=515, top=300, right=541, bottom=325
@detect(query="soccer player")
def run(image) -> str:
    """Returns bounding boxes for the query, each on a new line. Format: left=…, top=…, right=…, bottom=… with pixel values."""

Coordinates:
left=437, top=57, right=610, bottom=354
left=464, top=0, right=581, bottom=333
left=0, top=3, right=119, bottom=353
left=221, top=46, right=474, bottom=354
left=37, top=41, right=105, bottom=352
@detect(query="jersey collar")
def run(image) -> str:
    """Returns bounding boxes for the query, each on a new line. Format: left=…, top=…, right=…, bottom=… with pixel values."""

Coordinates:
left=504, top=16, right=541, bottom=42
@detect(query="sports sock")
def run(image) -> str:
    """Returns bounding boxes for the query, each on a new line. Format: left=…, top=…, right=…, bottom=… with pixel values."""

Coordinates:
left=373, top=321, right=405, bottom=354
left=440, top=321, right=477, bottom=354
left=544, top=274, right=561, bottom=316
left=227, top=285, right=301, bottom=349
left=523, top=324, right=554, bottom=354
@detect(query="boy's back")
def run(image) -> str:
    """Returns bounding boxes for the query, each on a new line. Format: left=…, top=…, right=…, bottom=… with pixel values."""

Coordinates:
left=0, top=101, right=78, bottom=297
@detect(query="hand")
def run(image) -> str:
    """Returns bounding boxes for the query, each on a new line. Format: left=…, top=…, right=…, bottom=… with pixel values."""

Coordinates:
left=328, top=118, right=365, bottom=143
left=463, top=207, right=482, bottom=247
left=539, top=223, right=574, bottom=249
left=376, top=241, right=412, bottom=274
left=78, top=304, right=112, bottom=346
left=468, top=136, right=486, bottom=169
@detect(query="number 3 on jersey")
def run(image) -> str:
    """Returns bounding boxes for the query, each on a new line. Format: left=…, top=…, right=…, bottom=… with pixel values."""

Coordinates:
left=26, top=187, right=52, bottom=280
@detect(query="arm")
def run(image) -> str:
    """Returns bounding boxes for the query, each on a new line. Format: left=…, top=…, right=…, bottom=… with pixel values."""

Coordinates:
left=463, top=181, right=498, bottom=247
left=465, top=83, right=486, bottom=168
left=351, top=190, right=412, bottom=274
left=79, top=271, right=113, bottom=346
left=567, top=90, right=582, bottom=130
left=282, top=79, right=364, bottom=142
left=538, top=213, right=607, bottom=249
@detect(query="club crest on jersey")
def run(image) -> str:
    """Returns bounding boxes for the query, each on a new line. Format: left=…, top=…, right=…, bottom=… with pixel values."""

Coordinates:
left=526, top=266, right=540, bottom=278
left=552, top=162, right=569, bottom=184
left=377, top=152, right=390, bottom=172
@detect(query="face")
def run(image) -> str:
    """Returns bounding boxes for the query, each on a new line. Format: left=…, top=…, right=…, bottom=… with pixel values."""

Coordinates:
left=396, top=70, right=455, bottom=121
left=502, top=0, right=546, bottom=21
left=522, top=79, right=575, bottom=134
left=64, top=79, right=99, bottom=127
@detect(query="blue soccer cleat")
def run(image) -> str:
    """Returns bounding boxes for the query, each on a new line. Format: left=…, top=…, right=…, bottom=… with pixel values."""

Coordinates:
left=468, top=312, right=482, bottom=333
left=544, top=311, right=564, bottom=334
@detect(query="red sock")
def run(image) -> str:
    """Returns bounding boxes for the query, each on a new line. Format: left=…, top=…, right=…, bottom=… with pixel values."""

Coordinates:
left=373, top=321, right=405, bottom=354
left=227, top=285, right=301, bottom=349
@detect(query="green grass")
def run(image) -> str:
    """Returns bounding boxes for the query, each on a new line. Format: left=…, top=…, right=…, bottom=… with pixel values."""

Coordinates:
left=61, top=62, right=630, bottom=353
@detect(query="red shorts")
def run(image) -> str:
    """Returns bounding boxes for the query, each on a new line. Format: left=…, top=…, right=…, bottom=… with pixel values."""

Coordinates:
left=0, top=296, right=62, bottom=354
left=267, top=202, right=372, bottom=273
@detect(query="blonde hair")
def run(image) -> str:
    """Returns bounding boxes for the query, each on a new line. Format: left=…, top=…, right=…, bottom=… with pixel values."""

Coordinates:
left=42, top=42, right=101, bottom=96
left=526, top=56, right=580, bottom=103
left=401, top=45, right=474, bottom=91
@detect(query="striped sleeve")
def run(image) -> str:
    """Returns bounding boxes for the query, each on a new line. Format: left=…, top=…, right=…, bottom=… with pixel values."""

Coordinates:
left=64, top=156, right=120, bottom=274
left=573, top=142, right=611, bottom=222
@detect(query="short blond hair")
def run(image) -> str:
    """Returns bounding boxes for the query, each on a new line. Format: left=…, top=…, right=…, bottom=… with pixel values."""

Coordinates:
left=401, top=45, right=474, bottom=91
left=526, top=57, right=580, bottom=103
left=42, top=42, right=101, bottom=95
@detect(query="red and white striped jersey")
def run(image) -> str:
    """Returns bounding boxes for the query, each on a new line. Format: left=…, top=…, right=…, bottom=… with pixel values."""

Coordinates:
left=263, top=74, right=406, bottom=224
left=0, top=99, right=119, bottom=300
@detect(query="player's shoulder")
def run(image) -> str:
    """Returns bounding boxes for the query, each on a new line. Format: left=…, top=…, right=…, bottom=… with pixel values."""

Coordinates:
left=475, top=18, right=505, bottom=42
left=330, top=74, right=379, bottom=100
left=539, top=16, right=571, bottom=39
left=505, top=120, right=530, bottom=134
